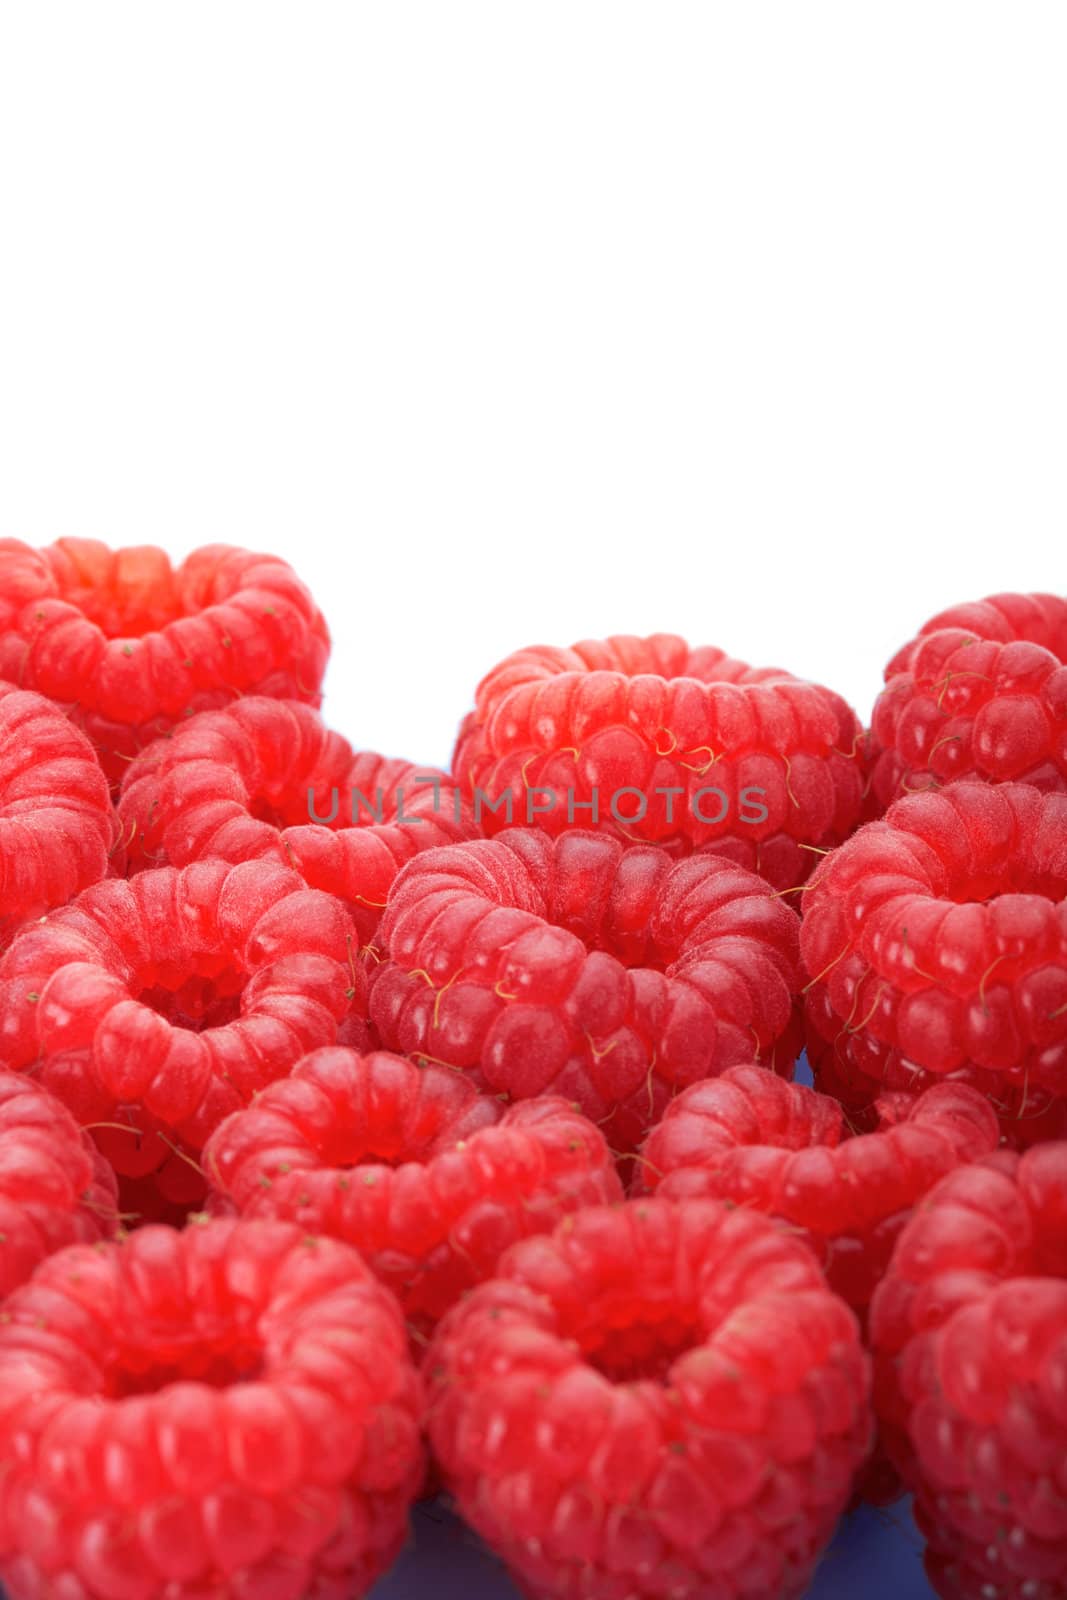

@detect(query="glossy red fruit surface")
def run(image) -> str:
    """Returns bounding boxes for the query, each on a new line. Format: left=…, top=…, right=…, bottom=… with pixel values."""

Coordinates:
left=0, top=1217, right=425, bottom=1599
left=118, top=698, right=476, bottom=941
left=370, top=828, right=803, bottom=1151
left=0, top=680, right=115, bottom=948
left=0, top=860, right=367, bottom=1211
left=870, top=592, right=1067, bottom=810
left=637, top=1067, right=999, bottom=1324
left=802, top=782, right=1067, bottom=1142
left=426, top=1198, right=872, bottom=1600
left=870, top=1144, right=1067, bottom=1600
left=0, top=1071, right=119, bottom=1302
left=205, top=1047, right=623, bottom=1336
left=453, top=633, right=866, bottom=889
left=0, top=539, right=329, bottom=784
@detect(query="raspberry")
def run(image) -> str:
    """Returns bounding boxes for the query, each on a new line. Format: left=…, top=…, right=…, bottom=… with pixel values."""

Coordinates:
left=452, top=632, right=866, bottom=890
left=0, top=1072, right=118, bottom=1301
left=637, top=1068, right=999, bottom=1325
left=425, top=1197, right=871, bottom=1599
left=204, top=1046, right=623, bottom=1337
left=0, top=539, right=329, bottom=785
left=801, top=781, right=1067, bottom=1144
left=369, top=828, right=802, bottom=1152
left=0, top=860, right=367, bottom=1213
left=0, top=1217, right=425, bottom=1599
left=870, top=592, right=1067, bottom=810
left=118, top=698, right=476, bottom=942
left=869, top=1144, right=1067, bottom=1600
left=0, top=680, right=116, bottom=948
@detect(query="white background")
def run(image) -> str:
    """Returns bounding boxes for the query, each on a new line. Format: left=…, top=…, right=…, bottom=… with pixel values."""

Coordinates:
left=1, top=4, right=1063, bottom=770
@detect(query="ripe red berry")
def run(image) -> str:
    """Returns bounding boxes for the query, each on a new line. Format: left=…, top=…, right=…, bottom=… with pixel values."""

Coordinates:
left=0, top=539, right=329, bottom=785
left=204, top=1046, right=623, bottom=1337
left=0, top=860, right=367, bottom=1214
left=426, top=1197, right=872, bottom=1599
left=369, top=828, right=803, bottom=1151
left=870, top=591, right=1067, bottom=811
left=802, top=781, right=1067, bottom=1145
left=0, top=681, right=115, bottom=948
left=637, top=1067, right=999, bottom=1325
left=118, top=698, right=476, bottom=942
left=870, top=1144, right=1067, bottom=1600
left=0, top=1072, right=119, bottom=1302
left=453, top=632, right=866, bottom=889
left=0, top=1217, right=425, bottom=1599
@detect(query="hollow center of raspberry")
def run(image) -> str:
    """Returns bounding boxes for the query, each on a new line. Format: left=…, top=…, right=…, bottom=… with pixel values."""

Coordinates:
left=579, top=1308, right=701, bottom=1383
left=247, top=780, right=374, bottom=832
left=317, top=1130, right=429, bottom=1167
left=137, top=966, right=246, bottom=1032
left=314, top=1115, right=468, bottom=1168
left=250, top=789, right=339, bottom=831
left=544, top=907, right=681, bottom=972
left=949, top=874, right=1067, bottom=904
left=57, top=569, right=187, bottom=639
left=110, top=1338, right=262, bottom=1396
left=248, top=794, right=294, bottom=829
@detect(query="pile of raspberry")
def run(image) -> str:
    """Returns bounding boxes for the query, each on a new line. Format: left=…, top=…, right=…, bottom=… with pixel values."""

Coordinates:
left=0, top=553, right=1064, bottom=1600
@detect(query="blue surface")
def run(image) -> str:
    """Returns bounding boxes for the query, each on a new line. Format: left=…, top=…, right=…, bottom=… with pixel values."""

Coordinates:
left=372, top=1497, right=935, bottom=1598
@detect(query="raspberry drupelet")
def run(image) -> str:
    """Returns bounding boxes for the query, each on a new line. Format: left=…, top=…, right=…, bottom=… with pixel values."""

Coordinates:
left=870, top=1143, right=1067, bottom=1600
left=0, top=1072, right=119, bottom=1301
left=0, top=1218, right=425, bottom=1599
left=0, top=539, right=329, bottom=785
left=0, top=681, right=116, bottom=949
left=802, top=781, right=1067, bottom=1146
left=0, top=859, right=368, bottom=1216
left=204, top=1046, right=623, bottom=1338
left=118, top=698, right=477, bottom=943
left=426, top=1197, right=872, bottom=1600
left=369, top=828, right=803, bottom=1152
left=870, top=591, right=1067, bottom=812
left=453, top=632, right=866, bottom=890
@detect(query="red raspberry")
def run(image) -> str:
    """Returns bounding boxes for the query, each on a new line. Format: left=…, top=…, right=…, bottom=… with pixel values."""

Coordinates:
left=0, top=1072, right=118, bottom=1301
left=454, top=633, right=863, bottom=889
left=0, top=860, right=367, bottom=1213
left=453, top=632, right=866, bottom=890
left=636, top=1067, right=999, bottom=1325
left=204, top=1046, right=623, bottom=1336
left=118, top=698, right=476, bottom=942
left=369, top=828, right=802, bottom=1151
left=870, top=1144, right=1067, bottom=1600
left=0, top=1217, right=425, bottom=1599
left=0, top=539, right=329, bottom=785
left=426, top=1197, right=872, bottom=1600
left=802, top=781, right=1067, bottom=1144
left=636, top=1071, right=993, bottom=1502
left=870, top=592, right=1067, bottom=811
left=0, top=681, right=116, bottom=948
